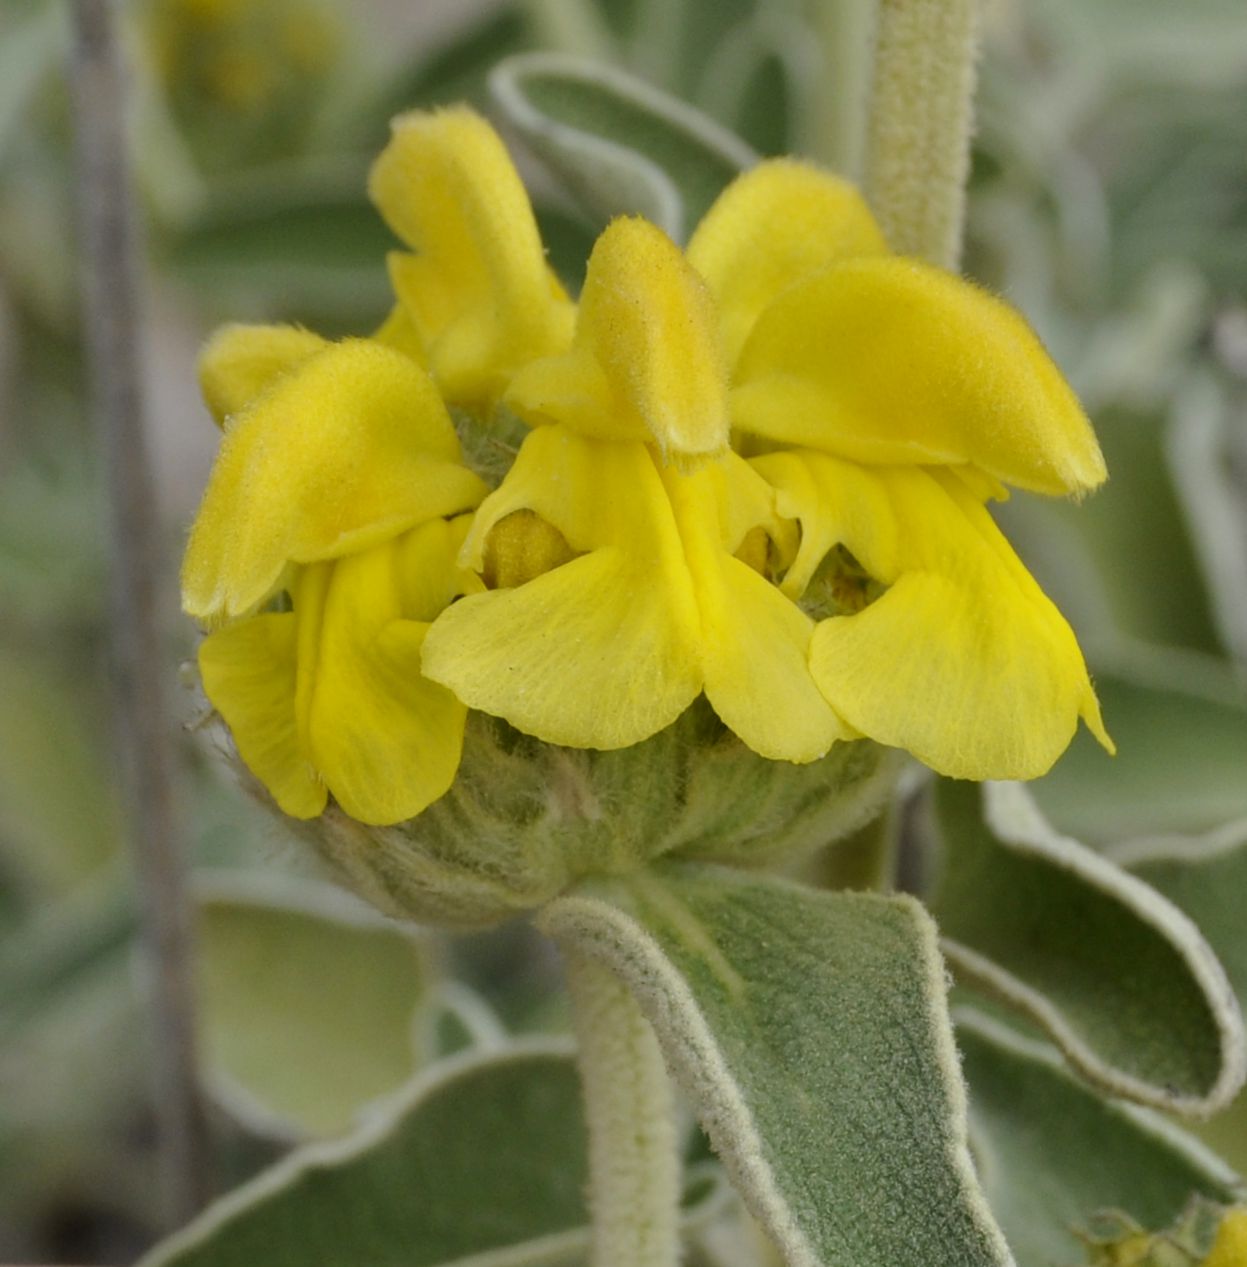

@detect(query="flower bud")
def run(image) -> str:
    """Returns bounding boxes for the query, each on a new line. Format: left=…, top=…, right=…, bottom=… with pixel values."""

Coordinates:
left=294, top=706, right=901, bottom=928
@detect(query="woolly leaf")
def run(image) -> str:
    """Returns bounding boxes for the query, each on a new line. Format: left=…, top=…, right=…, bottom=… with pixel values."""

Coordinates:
left=139, top=1044, right=590, bottom=1267
left=1031, top=650, right=1247, bottom=848
left=140, top=1041, right=731, bottom=1267
left=1115, top=821, right=1247, bottom=1173
left=540, top=862, right=1013, bottom=1267
left=0, top=648, right=123, bottom=893
left=196, top=876, right=432, bottom=1138
left=959, top=1009, right=1241, bottom=1267
left=489, top=51, right=756, bottom=243
left=999, top=407, right=1223, bottom=658
left=930, top=780, right=1245, bottom=1114
left=166, top=173, right=393, bottom=326
left=367, top=5, right=533, bottom=126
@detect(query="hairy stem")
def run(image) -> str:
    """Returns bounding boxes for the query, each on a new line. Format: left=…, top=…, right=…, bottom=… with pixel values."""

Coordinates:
left=863, top=0, right=982, bottom=269
left=564, top=949, right=682, bottom=1267
left=69, top=0, right=210, bottom=1225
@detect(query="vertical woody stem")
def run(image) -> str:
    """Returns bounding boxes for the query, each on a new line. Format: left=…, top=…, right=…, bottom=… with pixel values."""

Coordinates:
left=863, top=0, right=982, bottom=269
left=69, top=0, right=211, bottom=1226
left=564, top=949, right=682, bottom=1267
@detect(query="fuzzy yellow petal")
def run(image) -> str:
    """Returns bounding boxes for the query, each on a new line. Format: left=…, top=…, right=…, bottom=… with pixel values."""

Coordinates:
left=422, top=427, right=703, bottom=748
left=686, top=160, right=888, bottom=367
left=732, top=257, right=1106, bottom=496
left=198, top=323, right=328, bottom=426
left=368, top=106, right=573, bottom=405
left=663, top=456, right=849, bottom=762
left=506, top=217, right=730, bottom=459
left=182, top=339, right=486, bottom=624
left=307, top=528, right=468, bottom=826
left=807, top=467, right=1111, bottom=779
left=372, top=303, right=427, bottom=366
left=198, top=614, right=327, bottom=820
left=750, top=449, right=902, bottom=599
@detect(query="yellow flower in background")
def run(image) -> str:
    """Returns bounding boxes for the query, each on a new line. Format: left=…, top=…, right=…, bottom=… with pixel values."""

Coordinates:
left=422, top=139, right=1113, bottom=781
left=145, top=0, right=340, bottom=119
left=183, top=336, right=486, bottom=824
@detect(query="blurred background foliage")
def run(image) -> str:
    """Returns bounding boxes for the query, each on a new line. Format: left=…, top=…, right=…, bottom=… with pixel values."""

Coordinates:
left=0, top=0, right=1244, bottom=1262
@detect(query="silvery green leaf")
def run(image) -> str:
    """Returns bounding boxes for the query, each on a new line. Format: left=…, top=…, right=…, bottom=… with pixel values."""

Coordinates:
left=0, top=648, right=123, bottom=893
left=140, top=1043, right=591, bottom=1267
left=930, top=780, right=1245, bottom=1115
left=166, top=170, right=393, bottom=325
left=490, top=51, right=756, bottom=243
left=540, top=862, right=1014, bottom=1267
left=140, top=1040, right=731, bottom=1267
left=196, top=875, right=432, bottom=1138
left=998, top=406, right=1222, bottom=660
left=1030, top=648, right=1247, bottom=847
left=366, top=3, right=534, bottom=128
left=692, top=11, right=820, bottom=156
left=959, top=1008, right=1241, bottom=1267
left=1113, top=819, right=1247, bottom=1173
left=1167, top=371, right=1247, bottom=669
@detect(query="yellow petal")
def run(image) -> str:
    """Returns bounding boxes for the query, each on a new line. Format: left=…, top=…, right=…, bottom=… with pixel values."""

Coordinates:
left=750, top=449, right=901, bottom=599
left=368, top=106, right=573, bottom=405
left=732, top=257, right=1106, bottom=496
left=457, top=422, right=693, bottom=565
left=307, top=529, right=467, bottom=826
left=423, top=427, right=703, bottom=748
left=663, top=457, right=849, bottom=762
left=808, top=467, right=1111, bottom=780
left=393, top=513, right=485, bottom=621
left=198, top=323, right=328, bottom=426
left=372, top=303, right=427, bottom=366
left=198, top=614, right=327, bottom=820
left=182, top=339, right=486, bottom=624
left=506, top=217, right=730, bottom=460
left=686, top=159, right=888, bottom=367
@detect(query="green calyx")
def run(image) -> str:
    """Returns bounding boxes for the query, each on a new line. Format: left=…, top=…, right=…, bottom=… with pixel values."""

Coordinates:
left=303, top=702, right=902, bottom=927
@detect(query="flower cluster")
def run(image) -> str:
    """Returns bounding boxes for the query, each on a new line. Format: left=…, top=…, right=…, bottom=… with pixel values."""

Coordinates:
left=183, top=106, right=1112, bottom=833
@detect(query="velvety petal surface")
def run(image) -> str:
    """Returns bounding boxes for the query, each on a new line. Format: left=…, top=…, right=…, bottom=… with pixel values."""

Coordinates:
left=182, top=339, right=485, bottom=624
left=368, top=106, right=574, bottom=404
left=422, top=426, right=704, bottom=749
left=506, top=217, right=730, bottom=459
left=307, top=526, right=470, bottom=825
left=198, top=613, right=327, bottom=820
left=799, top=465, right=1112, bottom=779
left=198, top=323, right=328, bottom=426
left=662, top=456, right=849, bottom=761
left=732, top=257, right=1107, bottom=496
left=686, top=160, right=888, bottom=367
left=751, top=450, right=902, bottom=599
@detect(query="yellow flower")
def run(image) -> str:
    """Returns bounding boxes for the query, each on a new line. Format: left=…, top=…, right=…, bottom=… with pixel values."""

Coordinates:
left=368, top=107, right=576, bottom=408
left=182, top=335, right=486, bottom=824
left=422, top=141, right=1113, bottom=781
left=184, top=108, right=1113, bottom=839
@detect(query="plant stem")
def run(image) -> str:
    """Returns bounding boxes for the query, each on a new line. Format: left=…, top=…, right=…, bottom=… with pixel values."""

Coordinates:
left=69, top=0, right=211, bottom=1226
left=809, top=0, right=878, bottom=179
left=863, top=0, right=982, bottom=269
left=564, top=949, right=682, bottom=1267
